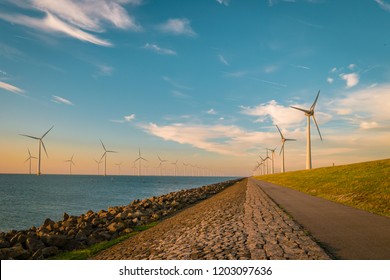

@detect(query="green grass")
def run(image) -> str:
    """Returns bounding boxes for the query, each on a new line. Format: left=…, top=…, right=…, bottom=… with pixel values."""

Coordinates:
left=50, top=222, right=159, bottom=260
left=255, top=159, right=390, bottom=217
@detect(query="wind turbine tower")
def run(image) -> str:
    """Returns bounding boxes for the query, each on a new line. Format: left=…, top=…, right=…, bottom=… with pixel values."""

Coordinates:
left=100, top=139, right=117, bottom=176
left=94, top=159, right=102, bottom=175
left=134, top=148, right=148, bottom=176
left=276, top=125, right=296, bottom=173
left=25, top=148, right=37, bottom=175
left=65, top=154, right=76, bottom=175
left=267, top=147, right=277, bottom=174
left=157, top=155, right=168, bottom=176
left=20, top=126, right=54, bottom=175
left=290, top=90, right=323, bottom=170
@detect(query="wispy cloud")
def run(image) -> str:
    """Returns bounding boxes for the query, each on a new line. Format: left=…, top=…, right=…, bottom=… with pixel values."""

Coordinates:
left=162, top=76, right=192, bottom=90
left=260, top=79, right=288, bottom=88
left=158, top=18, right=197, bottom=37
left=224, top=71, right=247, bottom=78
left=292, top=64, right=311, bottom=70
left=141, top=122, right=271, bottom=156
left=0, top=81, right=25, bottom=95
left=216, top=0, right=230, bottom=6
left=340, top=73, right=359, bottom=88
left=207, top=109, right=217, bottom=115
left=111, top=114, right=136, bottom=123
left=52, top=95, right=73, bottom=105
left=375, top=0, right=390, bottom=12
left=0, top=0, right=142, bottom=46
left=218, top=54, right=229, bottom=66
left=144, top=43, right=177, bottom=55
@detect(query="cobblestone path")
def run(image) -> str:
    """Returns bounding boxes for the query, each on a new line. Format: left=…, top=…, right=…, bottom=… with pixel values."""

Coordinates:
left=92, top=179, right=330, bottom=260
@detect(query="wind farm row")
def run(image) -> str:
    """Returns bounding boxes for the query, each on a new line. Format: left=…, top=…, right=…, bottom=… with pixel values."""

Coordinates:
left=20, top=130, right=224, bottom=177
left=253, top=90, right=322, bottom=175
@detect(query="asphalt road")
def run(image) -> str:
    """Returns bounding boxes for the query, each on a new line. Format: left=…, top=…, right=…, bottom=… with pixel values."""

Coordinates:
left=251, top=178, right=390, bottom=260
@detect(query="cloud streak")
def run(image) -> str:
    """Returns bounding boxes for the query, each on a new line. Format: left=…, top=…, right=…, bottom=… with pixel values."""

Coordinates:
left=0, top=81, right=25, bottom=95
left=144, top=43, right=177, bottom=55
left=0, top=0, right=142, bottom=46
left=52, top=95, right=73, bottom=105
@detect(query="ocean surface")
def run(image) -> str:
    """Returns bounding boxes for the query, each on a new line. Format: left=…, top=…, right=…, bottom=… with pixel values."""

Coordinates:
left=0, top=174, right=236, bottom=233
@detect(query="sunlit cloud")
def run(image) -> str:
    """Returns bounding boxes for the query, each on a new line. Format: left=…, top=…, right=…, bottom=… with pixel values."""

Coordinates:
left=111, top=114, right=136, bottom=123
left=158, top=18, right=197, bottom=37
left=340, top=73, right=359, bottom=88
left=207, top=109, right=217, bottom=115
left=0, top=0, right=142, bottom=46
left=141, top=122, right=272, bottom=156
left=144, top=43, right=177, bottom=55
left=52, top=95, right=73, bottom=105
left=0, top=81, right=25, bottom=95
left=375, top=0, right=390, bottom=12
left=240, top=100, right=304, bottom=128
left=327, top=77, right=334, bottom=84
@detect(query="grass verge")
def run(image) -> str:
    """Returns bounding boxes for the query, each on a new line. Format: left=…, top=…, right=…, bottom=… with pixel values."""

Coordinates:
left=255, top=159, right=390, bottom=217
left=50, top=222, right=159, bottom=260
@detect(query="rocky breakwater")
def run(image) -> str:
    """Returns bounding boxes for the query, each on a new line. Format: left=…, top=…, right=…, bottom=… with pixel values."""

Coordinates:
left=0, top=178, right=242, bottom=260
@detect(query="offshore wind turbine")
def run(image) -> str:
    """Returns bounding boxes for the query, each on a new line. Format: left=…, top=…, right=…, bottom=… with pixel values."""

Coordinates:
left=65, top=154, right=75, bottom=175
left=134, top=148, right=148, bottom=176
left=94, top=159, right=102, bottom=175
left=276, top=125, right=296, bottom=173
left=157, top=155, right=168, bottom=176
left=290, top=90, right=323, bottom=170
left=20, top=126, right=54, bottom=176
left=100, top=139, right=117, bottom=176
left=115, top=162, right=123, bottom=175
left=25, top=148, right=37, bottom=175
left=171, top=160, right=179, bottom=176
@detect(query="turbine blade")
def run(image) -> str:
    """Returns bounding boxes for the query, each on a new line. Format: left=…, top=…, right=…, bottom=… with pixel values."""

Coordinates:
left=25, top=157, right=30, bottom=163
left=279, top=143, right=285, bottom=155
left=28, top=148, right=32, bottom=156
left=107, top=150, right=117, bottom=153
left=275, top=125, right=284, bottom=139
left=310, top=90, right=320, bottom=111
left=41, top=141, right=49, bottom=157
left=312, top=114, right=323, bottom=141
left=100, top=152, right=106, bottom=161
left=41, top=125, right=54, bottom=139
left=20, top=134, right=40, bottom=140
left=285, top=138, right=297, bottom=141
left=100, top=139, right=107, bottom=151
left=290, top=106, right=310, bottom=114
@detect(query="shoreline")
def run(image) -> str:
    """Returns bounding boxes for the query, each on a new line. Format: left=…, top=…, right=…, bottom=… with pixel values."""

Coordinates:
left=0, top=178, right=243, bottom=260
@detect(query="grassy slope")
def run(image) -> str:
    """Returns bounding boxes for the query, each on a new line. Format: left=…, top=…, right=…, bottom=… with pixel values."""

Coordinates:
left=255, top=159, right=390, bottom=217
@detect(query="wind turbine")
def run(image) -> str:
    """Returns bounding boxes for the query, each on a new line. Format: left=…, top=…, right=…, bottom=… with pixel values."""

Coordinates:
left=20, top=126, right=54, bottom=175
left=115, top=162, right=123, bottom=175
left=94, top=159, right=102, bottom=175
left=134, top=148, right=148, bottom=176
left=25, top=148, right=37, bottom=175
left=171, top=160, right=179, bottom=176
left=65, top=154, right=75, bottom=175
left=157, top=155, right=168, bottom=176
left=276, top=125, right=296, bottom=173
left=100, top=139, right=117, bottom=176
left=290, top=90, right=323, bottom=170
left=267, top=147, right=277, bottom=174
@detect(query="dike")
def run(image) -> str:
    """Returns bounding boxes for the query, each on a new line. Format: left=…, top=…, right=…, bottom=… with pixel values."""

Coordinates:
left=0, top=178, right=243, bottom=260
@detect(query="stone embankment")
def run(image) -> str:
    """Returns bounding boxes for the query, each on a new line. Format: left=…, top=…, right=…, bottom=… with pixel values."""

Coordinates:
left=0, top=179, right=242, bottom=260
left=93, top=179, right=330, bottom=260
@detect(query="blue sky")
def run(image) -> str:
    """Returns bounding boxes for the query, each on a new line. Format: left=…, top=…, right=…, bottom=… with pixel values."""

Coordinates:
left=1, top=0, right=390, bottom=176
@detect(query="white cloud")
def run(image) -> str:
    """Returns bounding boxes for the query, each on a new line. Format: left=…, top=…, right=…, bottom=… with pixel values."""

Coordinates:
left=240, top=100, right=304, bottom=127
left=158, top=18, right=197, bottom=37
left=162, top=76, right=192, bottom=90
left=216, top=0, right=230, bottom=6
left=340, top=73, right=359, bottom=88
left=207, top=109, right=217, bottom=115
left=144, top=43, right=177, bottom=55
left=348, top=64, right=356, bottom=70
left=360, top=121, right=379, bottom=130
left=97, top=64, right=113, bottom=75
left=52, top=95, right=73, bottom=105
left=218, top=54, right=229, bottom=66
left=375, top=0, right=390, bottom=12
left=327, top=77, right=334, bottom=84
left=0, top=81, right=25, bottom=95
left=264, top=65, right=278, bottom=73
left=0, top=0, right=142, bottom=46
left=124, top=114, right=136, bottom=122
left=141, top=122, right=273, bottom=156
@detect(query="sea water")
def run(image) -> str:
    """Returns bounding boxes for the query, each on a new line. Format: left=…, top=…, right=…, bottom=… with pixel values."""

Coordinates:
left=0, top=174, right=236, bottom=233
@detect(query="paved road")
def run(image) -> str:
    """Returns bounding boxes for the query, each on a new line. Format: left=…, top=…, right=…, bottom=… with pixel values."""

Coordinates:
left=92, top=179, right=329, bottom=260
left=251, top=178, right=390, bottom=260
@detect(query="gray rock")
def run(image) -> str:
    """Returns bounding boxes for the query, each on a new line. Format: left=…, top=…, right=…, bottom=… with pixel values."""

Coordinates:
left=25, top=237, right=45, bottom=252
left=41, top=246, right=58, bottom=258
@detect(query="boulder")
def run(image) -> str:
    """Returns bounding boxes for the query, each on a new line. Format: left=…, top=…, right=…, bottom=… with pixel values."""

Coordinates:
left=41, top=246, right=58, bottom=258
left=0, top=238, right=11, bottom=249
left=107, top=222, right=125, bottom=233
left=7, top=243, right=30, bottom=259
left=42, top=234, right=68, bottom=248
left=25, top=237, right=45, bottom=252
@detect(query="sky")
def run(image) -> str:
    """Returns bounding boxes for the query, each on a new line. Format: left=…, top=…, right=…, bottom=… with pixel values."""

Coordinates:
left=1, top=0, right=390, bottom=176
